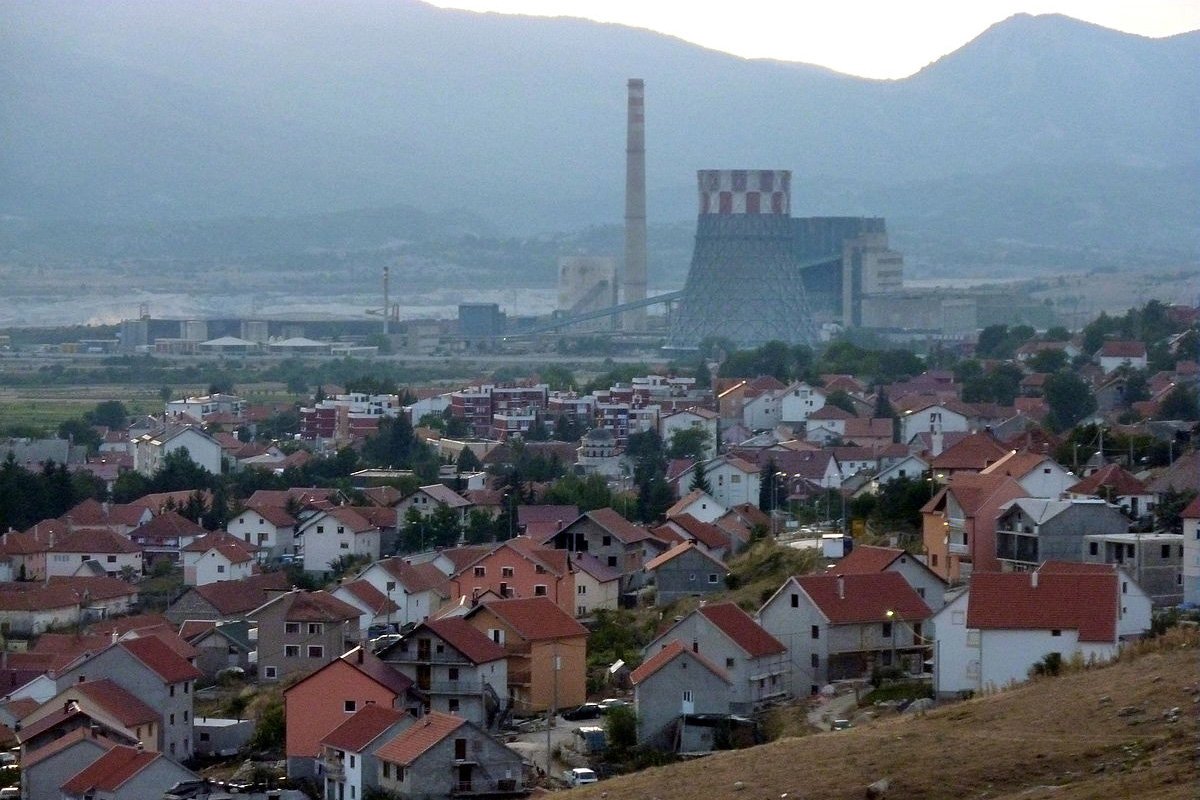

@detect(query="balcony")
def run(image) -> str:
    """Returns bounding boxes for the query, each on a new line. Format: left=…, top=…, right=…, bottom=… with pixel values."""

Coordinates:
left=321, top=759, right=345, bottom=781
left=947, top=541, right=970, bottom=556
left=508, top=670, right=531, bottom=686
left=418, top=680, right=483, bottom=695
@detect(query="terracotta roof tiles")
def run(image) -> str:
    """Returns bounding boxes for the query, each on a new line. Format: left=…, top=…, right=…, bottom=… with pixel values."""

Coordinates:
left=630, top=639, right=730, bottom=686
left=119, top=636, right=203, bottom=684
left=791, top=572, right=932, bottom=625
left=472, top=597, right=588, bottom=641
left=696, top=602, right=785, bottom=657
left=418, top=618, right=506, bottom=664
left=644, top=541, right=726, bottom=572
left=60, top=744, right=161, bottom=794
left=376, top=711, right=466, bottom=766
left=967, top=569, right=1118, bottom=643
left=321, top=704, right=408, bottom=752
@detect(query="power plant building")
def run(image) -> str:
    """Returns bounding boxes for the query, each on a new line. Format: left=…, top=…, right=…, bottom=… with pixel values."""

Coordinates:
left=557, top=256, right=618, bottom=332
left=666, top=169, right=905, bottom=349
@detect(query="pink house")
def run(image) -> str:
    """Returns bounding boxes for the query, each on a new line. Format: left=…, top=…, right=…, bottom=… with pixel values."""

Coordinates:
left=447, top=536, right=575, bottom=615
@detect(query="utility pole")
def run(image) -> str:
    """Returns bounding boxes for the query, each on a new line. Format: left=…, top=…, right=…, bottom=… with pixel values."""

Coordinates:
left=545, top=642, right=560, bottom=777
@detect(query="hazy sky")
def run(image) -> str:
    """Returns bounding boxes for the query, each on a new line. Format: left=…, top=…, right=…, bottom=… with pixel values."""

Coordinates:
left=426, top=1, right=1200, bottom=78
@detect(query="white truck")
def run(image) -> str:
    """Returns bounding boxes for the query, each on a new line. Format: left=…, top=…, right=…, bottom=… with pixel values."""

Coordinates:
left=563, top=767, right=599, bottom=786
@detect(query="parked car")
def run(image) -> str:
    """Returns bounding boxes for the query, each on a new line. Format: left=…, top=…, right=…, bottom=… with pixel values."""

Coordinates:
left=831, top=718, right=853, bottom=731
left=562, top=702, right=603, bottom=721
left=562, top=767, right=598, bottom=786
left=598, top=698, right=630, bottom=713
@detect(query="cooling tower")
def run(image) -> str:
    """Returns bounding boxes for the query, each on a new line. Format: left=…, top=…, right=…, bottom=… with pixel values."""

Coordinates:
left=623, top=78, right=647, bottom=331
left=666, top=170, right=819, bottom=349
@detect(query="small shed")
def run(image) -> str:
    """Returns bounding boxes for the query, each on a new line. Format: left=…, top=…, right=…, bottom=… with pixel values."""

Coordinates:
left=821, top=533, right=853, bottom=559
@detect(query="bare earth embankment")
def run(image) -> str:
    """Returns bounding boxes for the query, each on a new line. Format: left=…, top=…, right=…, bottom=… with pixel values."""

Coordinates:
left=567, top=635, right=1199, bottom=800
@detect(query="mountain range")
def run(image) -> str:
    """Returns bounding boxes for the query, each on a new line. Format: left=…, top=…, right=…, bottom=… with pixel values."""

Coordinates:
left=1, top=1, right=1197, bottom=271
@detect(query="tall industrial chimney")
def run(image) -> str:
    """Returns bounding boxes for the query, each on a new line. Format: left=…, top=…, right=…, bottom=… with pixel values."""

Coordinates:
left=623, top=78, right=647, bottom=331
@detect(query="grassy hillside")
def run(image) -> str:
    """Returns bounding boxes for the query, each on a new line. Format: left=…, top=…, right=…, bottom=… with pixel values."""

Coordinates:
left=567, top=630, right=1199, bottom=799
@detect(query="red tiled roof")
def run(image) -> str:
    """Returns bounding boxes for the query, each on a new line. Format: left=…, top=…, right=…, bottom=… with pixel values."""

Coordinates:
left=1097, top=341, right=1146, bottom=358
left=360, top=486, right=404, bottom=508
left=246, top=487, right=341, bottom=508
left=808, top=405, right=855, bottom=421
left=128, top=490, right=213, bottom=515
left=930, top=432, right=1009, bottom=471
left=0, top=577, right=137, bottom=612
left=966, top=569, right=1118, bottom=643
left=241, top=503, right=298, bottom=527
left=60, top=744, right=160, bottom=794
left=473, top=597, right=588, bottom=641
left=178, top=620, right=217, bottom=641
left=792, top=572, right=932, bottom=624
left=2, top=697, right=40, bottom=720
left=131, top=510, right=207, bottom=538
left=922, top=472, right=1026, bottom=516
left=376, top=711, right=466, bottom=766
left=696, top=602, right=785, bottom=657
left=119, top=636, right=203, bottom=684
left=191, top=571, right=291, bottom=615
left=657, top=515, right=731, bottom=552
left=518, top=505, right=579, bottom=525
left=833, top=545, right=906, bottom=574
left=266, top=590, right=363, bottom=623
left=354, top=506, right=399, bottom=529
left=321, top=704, right=408, bottom=752
left=72, top=679, right=161, bottom=727
left=379, top=559, right=451, bottom=596
left=579, top=507, right=653, bottom=544
left=644, top=541, right=725, bottom=572
left=414, top=484, right=471, bottom=509
left=340, top=580, right=401, bottom=616
left=23, top=726, right=116, bottom=769
left=630, top=639, right=730, bottom=686
left=1183, top=495, right=1200, bottom=520
left=310, top=506, right=378, bottom=534
left=182, top=531, right=257, bottom=564
left=419, top=618, right=506, bottom=664
left=46, top=527, right=141, bottom=555
left=88, top=613, right=171, bottom=637
left=286, top=646, right=413, bottom=698
left=501, top=536, right=570, bottom=576
left=1067, top=463, right=1149, bottom=497
left=571, top=552, right=623, bottom=583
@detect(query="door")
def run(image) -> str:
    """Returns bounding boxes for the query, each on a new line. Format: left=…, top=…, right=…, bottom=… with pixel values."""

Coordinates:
left=416, top=664, right=431, bottom=691
left=681, top=689, right=694, bottom=714
left=457, top=764, right=472, bottom=792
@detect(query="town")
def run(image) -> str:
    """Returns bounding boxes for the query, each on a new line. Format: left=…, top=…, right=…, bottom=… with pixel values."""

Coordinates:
left=0, top=298, right=1195, bottom=800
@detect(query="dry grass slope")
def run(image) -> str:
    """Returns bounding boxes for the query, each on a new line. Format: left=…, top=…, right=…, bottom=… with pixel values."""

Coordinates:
left=566, top=633, right=1200, bottom=800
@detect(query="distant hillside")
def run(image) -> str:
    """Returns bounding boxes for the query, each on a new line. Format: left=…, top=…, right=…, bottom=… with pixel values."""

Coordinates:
left=566, top=633, right=1198, bottom=800
left=1, top=2, right=1197, bottom=269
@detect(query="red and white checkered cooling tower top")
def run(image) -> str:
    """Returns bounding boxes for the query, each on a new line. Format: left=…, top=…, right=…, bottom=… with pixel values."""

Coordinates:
left=697, top=170, right=791, bottom=216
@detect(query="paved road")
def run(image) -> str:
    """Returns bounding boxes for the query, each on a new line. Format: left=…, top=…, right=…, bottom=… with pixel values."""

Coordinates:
left=806, top=690, right=860, bottom=731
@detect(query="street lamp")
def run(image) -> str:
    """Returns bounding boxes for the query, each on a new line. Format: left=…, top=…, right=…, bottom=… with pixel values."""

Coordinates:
left=885, top=609, right=897, bottom=672
left=773, top=471, right=787, bottom=537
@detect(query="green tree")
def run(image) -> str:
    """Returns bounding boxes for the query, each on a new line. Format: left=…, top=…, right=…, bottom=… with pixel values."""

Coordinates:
left=537, top=365, right=576, bottom=392
left=605, top=705, right=638, bottom=751
left=57, top=418, right=102, bottom=451
left=825, top=390, right=857, bottom=415
left=667, top=427, right=712, bottom=461
left=86, top=400, right=128, bottom=430
left=1044, top=372, right=1097, bottom=432
left=456, top=447, right=482, bottom=473
left=1028, top=349, right=1068, bottom=373
left=688, top=460, right=712, bottom=494
left=1155, top=488, right=1197, bottom=534
left=1158, top=386, right=1200, bottom=421
left=362, top=416, right=418, bottom=468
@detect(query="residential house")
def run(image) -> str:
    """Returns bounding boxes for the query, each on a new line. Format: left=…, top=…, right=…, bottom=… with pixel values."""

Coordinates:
left=17, top=679, right=159, bottom=754
left=693, top=454, right=762, bottom=508
left=832, top=545, right=948, bottom=608
left=653, top=514, right=741, bottom=561
left=898, top=399, right=971, bottom=443
left=1183, top=496, right=1200, bottom=606
left=21, top=728, right=114, bottom=800
left=0, top=577, right=138, bottom=636
left=842, top=417, right=895, bottom=448
left=771, top=449, right=842, bottom=491
left=659, top=407, right=719, bottom=459
left=181, top=532, right=257, bottom=586
left=1081, top=532, right=1184, bottom=606
left=994, top=498, right=1131, bottom=571
left=128, top=511, right=207, bottom=566
left=741, top=386, right=785, bottom=430
left=284, top=645, right=420, bottom=780
left=44, top=528, right=143, bottom=578
left=59, top=498, right=152, bottom=535
left=462, top=597, right=588, bottom=713
left=630, top=640, right=732, bottom=752
left=979, top=450, right=1077, bottom=497
left=320, top=705, right=412, bottom=800
left=664, top=489, right=728, bottom=524
left=1067, top=463, right=1156, bottom=519
left=374, top=712, right=525, bottom=798
left=932, top=562, right=1151, bottom=697
left=716, top=376, right=786, bottom=428
left=644, top=602, right=788, bottom=713
left=1096, top=340, right=1148, bottom=374
left=803, top=404, right=855, bottom=444
left=757, top=573, right=932, bottom=697
left=378, top=617, right=507, bottom=725
left=550, top=507, right=657, bottom=592
left=779, top=381, right=827, bottom=425
left=164, top=570, right=291, bottom=625
left=183, top=620, right=254, bottom=679
left=921, top=472, right=1027, bottom=582
left=353, top=557, right=451, bottom=628
left=645, top=542, right=728, bottom=605
left=53, top=636, right=202, bottom=760
left=252, top=589, right=363, bottom=683
left=59, top=743, right=198, bottom=800
left=226, top=504, right=297, bottom=560
left=570, top=553, right=622, bottom=617
left=447, top=536, right=575, bottom=614
left=333, top=579, right=402, bottom=638
left=395, top=484, right=473, bottom=525
left=870, top=454, right=929, bottom=490
left=296, top=506, right=381, bottom=576
left=132, top=424, right=223, bottom=476
left=517, top=504, right=580, bottom=543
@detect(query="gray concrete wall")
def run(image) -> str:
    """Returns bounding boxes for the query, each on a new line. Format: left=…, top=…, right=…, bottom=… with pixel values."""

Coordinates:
left=652, top=549, right=726, bottom=605
left=634, top=654, right=730, bottom=748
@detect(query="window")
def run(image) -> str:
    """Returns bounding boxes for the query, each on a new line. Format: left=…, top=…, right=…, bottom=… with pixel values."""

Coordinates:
left=184, top=682, right=189, bottom=694
left=308, top=645, right=324, bottom=658
left=811, top=625, right=820, bottom=640
left=448, top=667, right=459, bottom=680
left=1161, top=544, right=1171, bottom=559
left=349, top=755, right=355, bottom=768
left=931, top=554, right=938, bottom=566
left=731, top=474, right=741, bottom=484
left=184, top=710, right=188, bottom=722
left=337, top=526, right=345, bottom=534
left=285, top=622, right=301, bottom=634
left=170, top=713, right=176, bottom=724
left=577, top=585, right=586, bottom=595
left=917, top=587, right=926, bottom=598
left=217, top=564, right=225, bottom=573
left=578, top=605, right=587, bottom=615
left=317, top=525, right=325, bottom=534
left=607, top=556, right=618, bottom=568
left=489, top=629, right=504, bottom=645
left=791, top=593, right=799, bottom=608
left=1122, top=581, right=1128, bottom=594
left=340, top=541, right=349, bottom=549
left=264, top=666, right=277, bottom=679
left=502, top=566, right=514, bottom=578
left=913, top=623, right=922, bottom=640
left=688, top=573, right=696, bottom=582
left=386, top=581, right=396, bottom=592
left=725, top=657, right=735, bottom=669
left=882, top=622, right=893, bottom=638
left=1051, top=629, right=1062, bottom=637
left=448, top=698, right=460, bottom=713
left=107, top=555, right=117, bottom=563
left=682, top=689, right=694, bottom=703
left=602, top=535, right=611, bottom=547
left=474, top=566, right=486, bottom=577
left=200, top=732, right=211, bottom=742
left=170, top=684, right=176, bottom=697
left=534, top=585, right=547, bottom=596
left=454, top=738, right=467, bottom=760
left=811, top=653, right=819, bottom=668
left=535, top=564, right=546, bottom=574
left=285, top=645, right=300, bottom=658
left=345, top=700, right=356, bottom=712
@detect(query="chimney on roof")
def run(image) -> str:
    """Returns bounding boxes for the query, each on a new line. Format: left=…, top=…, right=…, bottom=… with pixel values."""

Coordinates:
left=111, top=630, right=118, bottom=645
left=1030, top=571, right=1038, bottom=589
left=136, top=741, right=144, bottom=752
left=357, top=647, right=364, bottom=664
left=836, top=574, right=845, bottom=600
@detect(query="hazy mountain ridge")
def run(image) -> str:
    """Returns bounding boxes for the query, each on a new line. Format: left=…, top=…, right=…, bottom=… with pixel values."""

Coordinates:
left=1, top=2, right=1196, bottom=270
